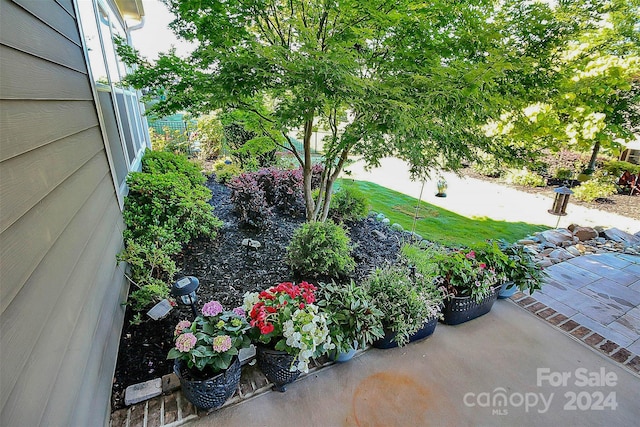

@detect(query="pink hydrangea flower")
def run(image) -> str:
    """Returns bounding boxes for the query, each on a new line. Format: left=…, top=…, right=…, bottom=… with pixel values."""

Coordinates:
left=175, top=333, right=197, bottom=352
left=174, top=320, right=191, bottom=337
left=212, top=335, right=232, bottom=353
left=465, top=250, right=476, bottom=259
left=232, top=307, right=245, bottom=317
left=202, top=301, right=223, bottom=317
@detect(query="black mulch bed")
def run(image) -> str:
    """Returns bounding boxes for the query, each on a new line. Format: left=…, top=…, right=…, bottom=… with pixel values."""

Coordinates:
left=111, top=176, right=411, bottom=411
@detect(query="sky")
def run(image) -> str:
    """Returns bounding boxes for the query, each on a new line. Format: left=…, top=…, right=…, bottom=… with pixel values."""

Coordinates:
left=129, top=0, right=195, bottom=59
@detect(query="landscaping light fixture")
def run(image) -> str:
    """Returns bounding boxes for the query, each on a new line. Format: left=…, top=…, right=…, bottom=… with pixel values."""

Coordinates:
left=548, top=186, right=573, bottom=228
left=171, top=276, right=200, bottom=318
left=435, top=177, right=447, bottom=198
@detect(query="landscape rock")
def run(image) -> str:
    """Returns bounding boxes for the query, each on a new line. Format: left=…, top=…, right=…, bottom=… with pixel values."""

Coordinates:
left=538, top=229, right=574, bottom=246
left=602, top=228, right=640, bottom=246
left=548, top=248, right=575, bottom=261
left=372, top=229, right=387, bottom=240
left=125, top=378, right=162, bottom=406
left=572, top=226, right=598, bottom=242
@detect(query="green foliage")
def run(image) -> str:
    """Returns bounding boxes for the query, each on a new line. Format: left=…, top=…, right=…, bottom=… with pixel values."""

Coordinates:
left=603, top=160, right=640, bottom=177
left=317, top=280, right=385, bottom=354
left=222, top=120, right=276, bottom=169
left=554, top=168, right=574, bottom=180
left=286, top=220, right=355, bottom=278
left=503, top=168, right=547, bottom=187
left=128, top=282, right=170, bottom=312
left=120, top=150, right=221, bottom=314
left=329, top=185, right=370, bottom=223
left=142, top=149, right=205, bottom=187
left=214, top=160, right=242, bottom=184
left=364, top=265, right=443, bottom=347
left=472, top=154, right=505, bottom=178
left=195, top=114, right=224, bottom=160
left=497, top=240, right=546, bottom=295
left=148, top=126, right=193, bottom=155
left=117, top=0, right=600, bottom=222
left=573, top=178, right=618, bottom=202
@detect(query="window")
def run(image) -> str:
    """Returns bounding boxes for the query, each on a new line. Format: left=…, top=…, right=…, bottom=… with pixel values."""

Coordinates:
left=77, top=0, right=150, bottom=200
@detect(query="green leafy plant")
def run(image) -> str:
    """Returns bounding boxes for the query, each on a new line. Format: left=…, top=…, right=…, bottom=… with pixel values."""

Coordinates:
left=554, top=168, right=574, bottom=180
left=603, top=160, right=640, bottom=177
left=498, top=241, right=547, bottom=295
left=286, top=220, right=355, bottom=277
left=329, top=185, right=370, bottom=223
left=194, top=113, right=224, bottom=160
left=364, top=265, right=443, bottom=347
left=128, top=283, right=170, bottom=312
left=168, top=301, right=251, bottom=377
left=213, top=160, right=242, bottom=184
left=317, top=280, right=385, bottom=354
left=141, top=149, right=205, bottom=188
left=503, top=168, right=547, bottom=187
left=573, top=177, right=617, bottom=202
left=243, top=282, right=333, bottom=373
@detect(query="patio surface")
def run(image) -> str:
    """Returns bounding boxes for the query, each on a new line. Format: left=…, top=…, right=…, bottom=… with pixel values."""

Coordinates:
left=112, top=157, right=640, bottom=426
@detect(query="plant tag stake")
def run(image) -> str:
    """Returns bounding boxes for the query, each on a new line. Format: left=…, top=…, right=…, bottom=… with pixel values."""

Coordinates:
left=147, top=299, right=173, bottom=320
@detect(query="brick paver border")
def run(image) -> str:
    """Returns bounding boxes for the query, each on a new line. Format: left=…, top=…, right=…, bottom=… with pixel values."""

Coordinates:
left=511, top=291, right=640, bottom=377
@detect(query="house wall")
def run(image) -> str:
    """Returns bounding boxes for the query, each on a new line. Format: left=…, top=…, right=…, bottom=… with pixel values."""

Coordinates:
left=0, top=0, right=129, bottom=425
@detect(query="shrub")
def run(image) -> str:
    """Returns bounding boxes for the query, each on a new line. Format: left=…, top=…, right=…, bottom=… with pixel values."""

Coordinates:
left=124, top=171, right=220, bottom=244
left=194, top=114, right=223, bottom=160
left=603, top=160, right=640, bottom=177
left=214, top=161, right=242, bottom=184
left=573, top=178, right=617, bottom=202
left=229, top=172, right=272, bottom=228
left=329, top=185, right=370, bottom=222
left=141, top=149, right=205, bottom=188
left=503, top=168, right=547, bottom=187
left=554, top=168, right=574, bottom=180
left=128, top=282, right=170, bottom=312
left=472, top=153, right=504, bottom=178
left=286, top=220, right=355, bottom=277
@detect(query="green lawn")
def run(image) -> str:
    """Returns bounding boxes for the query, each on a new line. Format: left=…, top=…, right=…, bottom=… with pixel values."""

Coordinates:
left=338, top=179, right=549, bottom=247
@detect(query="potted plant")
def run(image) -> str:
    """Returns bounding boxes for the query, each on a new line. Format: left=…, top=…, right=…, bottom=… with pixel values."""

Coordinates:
left=243, top=281, right=334, bottom=391
left=430, top=243, right=501, bottom=325
left=168, top=301, right=251, bottom=411
left=316, top=280, right=385, bottom=362
left=364, top=265, right=443, bottom=349
left=496, top=241, right=547, bottom=298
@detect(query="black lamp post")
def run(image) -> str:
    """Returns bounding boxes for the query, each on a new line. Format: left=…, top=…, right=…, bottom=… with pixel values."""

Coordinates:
left=171, top=276, right=200, bottom=319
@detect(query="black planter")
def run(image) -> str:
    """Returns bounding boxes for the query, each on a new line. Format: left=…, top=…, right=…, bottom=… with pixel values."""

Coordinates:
left=255, top=345, right=301, bottom=392
left=441, top=289, right=498, bottom=325
left=174, top=356, right=241, bottom=411
left=372, top=317, right=438, bottom=349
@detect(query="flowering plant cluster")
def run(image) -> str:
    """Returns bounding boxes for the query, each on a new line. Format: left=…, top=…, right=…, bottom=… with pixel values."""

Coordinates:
left=167, top=301, right=251, bottom=375
left=432, top=245, right=499, bottom=302
left=243, top=281, right=334, bottom=373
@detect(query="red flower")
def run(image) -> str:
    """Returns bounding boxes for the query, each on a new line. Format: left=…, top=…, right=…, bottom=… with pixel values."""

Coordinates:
left=479, top=263, right=487, bottom=269
left=299, top=303, right=305, bottom=309
left=260, top=323, right=274, bottom=334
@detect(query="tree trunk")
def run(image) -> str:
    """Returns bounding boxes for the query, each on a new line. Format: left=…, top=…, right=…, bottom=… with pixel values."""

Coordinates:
left=302, top=118, right=315, bottom=221
left=586, top=140, right=600, bottom=173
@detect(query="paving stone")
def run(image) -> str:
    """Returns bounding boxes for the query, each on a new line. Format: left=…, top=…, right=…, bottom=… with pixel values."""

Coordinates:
left=516, top=296, right=536, bottom=307
left=164, top=393, right=179, bottom=424
left=626, top=355, right=640, bottom=374
left=584, top=332, right=605, bottom=347
left=598, top=340, right=619, bottom=355
left=129, top=403, right=145, bottom=427
left=546, top=313, right=568, bottom=326
left=525, top=302, right=547, bottom=313
left=611, top=348, right=632, bottom=363
left=125, top=378, right=162, bottom=405
left=147, top=397, right=162, bottom=427
left=511, top=291, right=527, bottom=301
left=162, top=373, right=181, bottom=393
left=559, top=319, right=580, bottom=332
left=536, top=307, right=556, bottom=319
left=570, top=326, right=592, bottom=339
left=109, top=408, right=129, bottom=427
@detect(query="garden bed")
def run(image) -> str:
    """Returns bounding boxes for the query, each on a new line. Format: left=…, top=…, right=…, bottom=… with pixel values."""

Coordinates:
left=111, top=176, right=408, bottom=410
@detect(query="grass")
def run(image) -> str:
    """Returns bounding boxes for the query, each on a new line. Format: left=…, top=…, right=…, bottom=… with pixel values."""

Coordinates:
left=337, top=179, right=549, bottom=247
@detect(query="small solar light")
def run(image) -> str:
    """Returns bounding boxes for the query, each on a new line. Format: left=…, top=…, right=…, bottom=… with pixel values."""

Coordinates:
left=171, top=276, right=200, bottom=318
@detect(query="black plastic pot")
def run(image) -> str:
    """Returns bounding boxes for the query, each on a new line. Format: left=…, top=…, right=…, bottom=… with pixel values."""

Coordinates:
left=441, top=289, right=498, bottom=325
left=372, top=317, right=438, bottom=349
left=174, top=356, right=241, bottom=411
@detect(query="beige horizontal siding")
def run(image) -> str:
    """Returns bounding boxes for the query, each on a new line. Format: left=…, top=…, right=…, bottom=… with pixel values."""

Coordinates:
left=13, top=0, right=81, bottom=45
left=0, top=100, right=98, bottom=162
left=0, top=45, right=92, bottom=100
left=1, top=0, right=85, bottom=72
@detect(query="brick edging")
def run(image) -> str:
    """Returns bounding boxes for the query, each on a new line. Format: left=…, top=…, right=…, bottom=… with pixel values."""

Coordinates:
left=510, top=291, right=640, bottom=377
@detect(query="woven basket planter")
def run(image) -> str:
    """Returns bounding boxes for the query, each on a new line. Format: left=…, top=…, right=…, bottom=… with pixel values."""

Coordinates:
left=174, top=356, right=241, bottom=411
left=256, top=345, right=301, bottom=392
left=372, top=317, right=438, bottom=349
left=441, top=288, right=498, bottom=325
